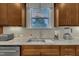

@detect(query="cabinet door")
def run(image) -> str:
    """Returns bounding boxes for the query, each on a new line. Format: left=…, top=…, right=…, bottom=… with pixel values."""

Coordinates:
left=0, top=27, right=3, bottom=34
left=55, top=3, right=77, bottom=26
left=0, top=4, right=7, bottom=25
left=77, top=4, right=79, bottom=26
left=41, top=45, right=59, bottom=56
left=76, top=46, right=79, bottom=56
left=61, top=45, right=75, bottom=56
left=7, top=3, right=22, bottom=26
left=21, top=45, right=41, bottom=56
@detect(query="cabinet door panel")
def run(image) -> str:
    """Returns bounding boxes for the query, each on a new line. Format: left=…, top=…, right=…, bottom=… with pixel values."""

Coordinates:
left=41, top=45, right=59, bottom=56
left=76, top=46, right=79, bottom=56
left=21, top=49, right=40, bottom=56
left=7, top=3, right=22, bottom=26
left=61, top=46, right=75, bottom=56
left=0, top=27, right=3, bottom=34
left=0, top=4, right=7, bottom=25
left=55, top=3, right=77, bottom=26
left=21, top=45, right=41, bottom=49
left=21, top=45, right=40, bottom=56
left=41, top=49, right=59, bottom=56
left=77, top=4, right=79, bottom=25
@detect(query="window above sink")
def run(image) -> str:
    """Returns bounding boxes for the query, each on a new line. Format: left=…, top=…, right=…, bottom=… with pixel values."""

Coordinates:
left=26, top=3, right=54, bottom=29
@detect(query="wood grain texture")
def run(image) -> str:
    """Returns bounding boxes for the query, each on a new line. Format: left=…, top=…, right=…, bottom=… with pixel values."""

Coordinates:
left=21, top=45, right=60, bottom=56
left=60, top=45, right=75, bottom=56
left=7, top=3, right=22, bottom=26
left=21, top=45, right=41, bottom=56
left=75, top=46, right=79, bottom=56
left=0, top=27, right=3, bottom=34
left=0, top=3, right=25, bottom=26
left=21, top=45, right=79, bottom=56
left=40, top=45, right=59, bottom=56
left=55, top=3, right=79, bottom=26
left=0, top=4, right=7, bottom=25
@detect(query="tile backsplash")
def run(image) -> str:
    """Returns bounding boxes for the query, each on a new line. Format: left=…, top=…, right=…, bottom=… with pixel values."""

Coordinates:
left=3, top=27, right=79, bottom=39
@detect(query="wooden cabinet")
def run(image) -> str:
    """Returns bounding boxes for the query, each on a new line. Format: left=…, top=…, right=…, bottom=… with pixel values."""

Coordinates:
left=55, top=3, right=79, bottom=26
left=76, top=46, right=79, bottom=56
left=61, top=45, right=75, bottom=56
left=21, top=49, right=40, bottom=56
left=0, top=4, right=7, bottom=25
left=0, top=27, right=3, bottom=34
left=21, top=45, right=41, bottom=56
left=7, top=4, right=22, bottom=26
left=0, top=3, right=25, bottom=26
left=21, top=45, right=79, bottom=56
left=40, top=45, right=59, bottom=56
left=21, top=45, right=60, bottom=56
left=77, top=4, right=79, bottom=25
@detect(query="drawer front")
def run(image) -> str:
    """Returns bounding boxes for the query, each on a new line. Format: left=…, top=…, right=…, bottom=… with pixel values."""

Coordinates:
left=21, top=45, right=41, bottom=49
left=22, top=49, right=40, bottom=52
left=41, top=45, right=59, bottom=49
left=21, top=49, right=40, bottom=56
left=61, top=53, right=75, bottom=56
left=22, top=52, right=40, bottom=56
left=61, top=46, right=75, bottom=56
left=41, top=49, right=59, bottom=56
left=41, top=45, right=59, bottom=56
left=41, top=53, right=59, bottom=56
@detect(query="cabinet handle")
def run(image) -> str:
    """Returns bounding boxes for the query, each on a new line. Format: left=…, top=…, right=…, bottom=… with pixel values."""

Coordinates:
left=0, top=50, right=17, bottom=52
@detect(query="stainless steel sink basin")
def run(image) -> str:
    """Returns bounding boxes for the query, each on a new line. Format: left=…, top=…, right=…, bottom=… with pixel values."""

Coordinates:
left=27, top=39, right=45, bottom=42
left=26, top=38, right=53, bottom=43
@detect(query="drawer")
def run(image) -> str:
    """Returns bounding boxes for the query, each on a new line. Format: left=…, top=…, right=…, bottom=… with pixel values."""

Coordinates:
left=41, top=49, right=59, bottom=53
left=22, top=52, right=40, bottom=56
left=41, top=45, right=59, bottom=56
left=21, top=49, right=40, bottom=56
left=41, top=45, right=59, bottom=49
left=41, top=53, right=59, bottom=56
left=61, top=53, right=75, bottom=56
left=21, top=48, right=40, bottom=56
left=41, top=49, right=59, bottom=56
left=61, top=45, right=75, bottom=56
left=21, top=45, right=41, bottom=49
left=22, top=49, right=40, bottom=52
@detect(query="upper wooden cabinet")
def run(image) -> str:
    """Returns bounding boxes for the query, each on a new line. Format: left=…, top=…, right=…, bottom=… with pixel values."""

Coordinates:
left=0, top=27, right=3, bottom=34
left=55, top=3, right=79, bottom=26
left=0, top=3, right=25, bottom=26
left=7, top=4, right=22, bottom=26
left=0, top=4, right=7, bottom=25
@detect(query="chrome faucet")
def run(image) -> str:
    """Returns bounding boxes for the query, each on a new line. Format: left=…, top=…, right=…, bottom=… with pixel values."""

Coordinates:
left=54, top=34, right=59, bottom=40
left=54, top=31, right=59, bottom=40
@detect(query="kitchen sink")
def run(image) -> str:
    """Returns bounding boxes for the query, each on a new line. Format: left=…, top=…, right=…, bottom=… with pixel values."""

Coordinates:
left=26, top=38, right=53, bottom=43
left=27, top=39, right=45, bottom=42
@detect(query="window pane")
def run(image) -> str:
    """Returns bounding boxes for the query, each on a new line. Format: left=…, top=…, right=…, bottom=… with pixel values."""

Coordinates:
left=30, top=8, right=50, bottom=28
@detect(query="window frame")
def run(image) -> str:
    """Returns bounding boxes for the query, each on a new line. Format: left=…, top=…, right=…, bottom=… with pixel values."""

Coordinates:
left=26, top=3, right=54, bottom=29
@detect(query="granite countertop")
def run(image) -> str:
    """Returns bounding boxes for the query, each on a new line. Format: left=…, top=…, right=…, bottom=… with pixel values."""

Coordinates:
left=0, top=36, right=79, bottom=45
